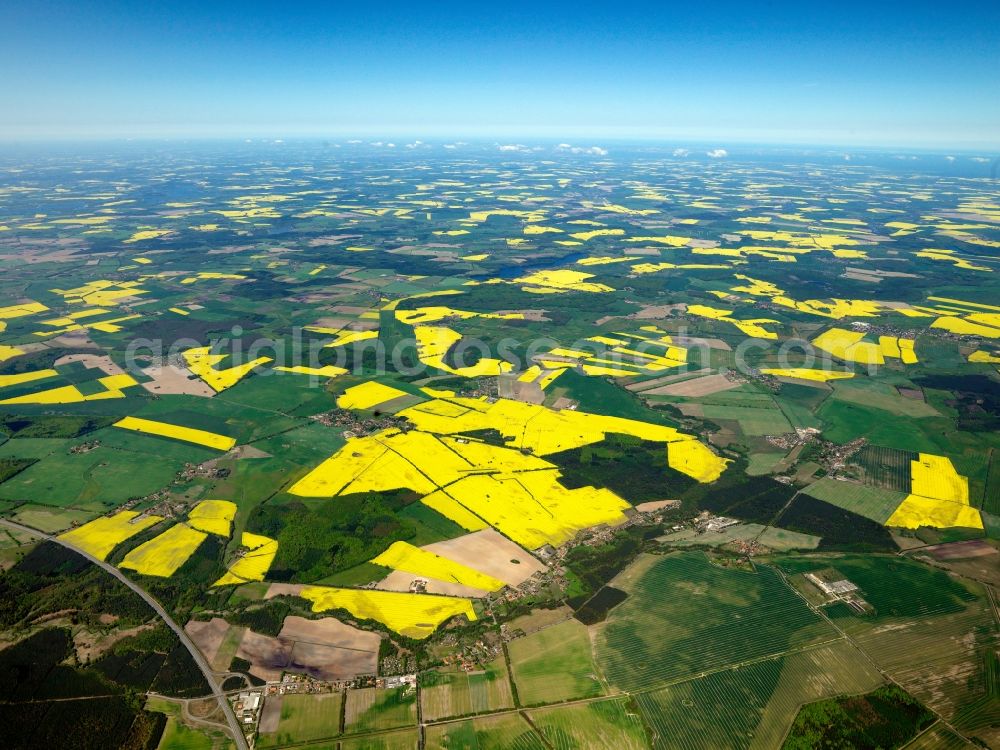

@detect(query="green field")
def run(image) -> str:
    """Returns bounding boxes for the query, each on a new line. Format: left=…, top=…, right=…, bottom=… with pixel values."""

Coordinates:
left=827, top=380, right=942, bottom=418
left=801, top=477, right=906, bottom=524
left=528, top=696, right=649, bottom=750
left=10, top=504, right=96, bottom=532
left=0, top=440, right=189, bottom=509
left=701, top=404, right=793, bottom=436
left=145, top=696, right=235, bottom=750
left=745, top=452, right=786, bottom=476
left=256, top=692, right=342, bottom=748
left=343, top=686, right=417, bottom=734
left=507, top=618, right=605, bottom=706
left=594, top=552, right=834, bottom=692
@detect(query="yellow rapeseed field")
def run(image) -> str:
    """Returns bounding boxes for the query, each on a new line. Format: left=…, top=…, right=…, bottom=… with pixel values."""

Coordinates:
left=886, top=454, right=982, bottom=530
left=114, top=415, right=236, bottom=451
left=686, top=304, right=779, bottom=340
left=667, top=440, right=730, bottom=483
left=187, top=500, right=237, bottom=536
left=58, top=511, right=163, bottom=560
left=298, top=585, right=477, bottom=639
left=514, top=269, right=613, bottom=294
left=930, top=316, right=1000, bottom=338
left=0, top=345, right=25, bottom=362
left=182, top=346, right=272, bottom=391
left=419, top=491, right=488, bottom=531
left=274, top=364, right=348, bottom=377
left=291, top=396, right=727, bottom=546
left=0, top=301, right=48, bottom=319
left=337, top=381, right=409, bottom=409
left=123, top=229, right=170, bottom=243
left=887, top=495, right=982, bottom=529
left=0, top=369, right=59, bottom=388
left=0, top=373, right=139, bottom=405
left=969, top=350, right=1000, bottom=364
left=759, top=368, right=855, bottom=382
left=812, top=328, right=884, bottom=365
left=399, top=397, right=729, bottom=475
left=119, top=523, right=208, bottom=577
left=214, top=532, right=278, bottom=585
left=414, top=326, right=512, bottom=377
left=372, top=541, right=505, bottom=592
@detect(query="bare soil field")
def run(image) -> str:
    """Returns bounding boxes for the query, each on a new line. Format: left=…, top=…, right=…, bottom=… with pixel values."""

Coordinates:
left=257, top=695, right=282, bottom=733
left=625, top=368, right=711, bottom=392
left=48, top=332, right=100, bottom=349
left=185, top=617, right=230, bottom=665
left=288, top=641, right=378, bottom=681
left=232, top=616, right=381, bottom=681
left=235, top=630, right=292, bottom=682
left=278, top=616, right=381, bottom=652
left=507, top=605, right=574, bottom=636
left=673, top=335, right=733, bottom=351
left=643, top=373, right=740, bottom=397
left=633, top=500, right=677, bottom=513
left=499, top=376, right=545, bottom=405
left=376, top=569, right=488, bottom=598
left=926, top=540, right=997, bottom=560
left=140, top=364, right=216, bottom=397
left=422, top=529, right=546, bottom=587
left=264, top=582, right=304, bottom=599
left=675, top=403, right=705, bottom=418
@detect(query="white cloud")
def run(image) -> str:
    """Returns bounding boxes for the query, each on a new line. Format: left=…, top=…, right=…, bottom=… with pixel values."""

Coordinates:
left=672, top=148, right=690, bottom=157
left=970, top=156, right=989, bottom=162
left=706, top=148, right=728, bottom=158
left=442, top=143, right=457, bottom=149
left=555, top=143, right=608, bottom=156
left=498, top=143, right=529, bottom=152
left=347, top=139, right=362, bottom=144
left=945, top=155, right=955, bottom=162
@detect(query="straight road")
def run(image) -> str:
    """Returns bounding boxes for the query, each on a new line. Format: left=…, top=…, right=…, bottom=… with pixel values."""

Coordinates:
left=0, top=517, right=249, bottom=750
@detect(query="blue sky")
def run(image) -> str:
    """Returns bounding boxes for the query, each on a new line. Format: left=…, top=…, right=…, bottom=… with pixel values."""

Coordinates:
left=2, top=1, right=998, bottom=147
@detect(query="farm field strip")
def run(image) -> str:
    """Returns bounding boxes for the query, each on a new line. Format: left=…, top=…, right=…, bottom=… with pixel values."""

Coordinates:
left=343, top=685, right=418, bottom=734
left=421, top=656, right=514, bottom=721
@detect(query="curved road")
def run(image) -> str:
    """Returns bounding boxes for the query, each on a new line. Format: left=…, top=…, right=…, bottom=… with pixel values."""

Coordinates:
left=0, top=518, right=249, bottom=750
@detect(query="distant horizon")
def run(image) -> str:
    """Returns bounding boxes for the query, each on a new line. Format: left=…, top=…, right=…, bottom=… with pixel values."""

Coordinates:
left=0, top=134, right=998, bottom=155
